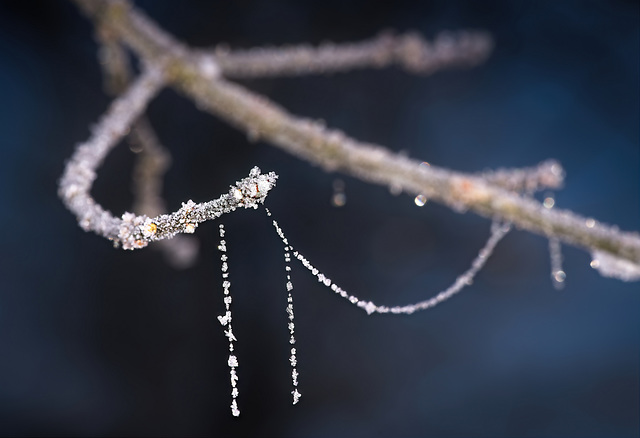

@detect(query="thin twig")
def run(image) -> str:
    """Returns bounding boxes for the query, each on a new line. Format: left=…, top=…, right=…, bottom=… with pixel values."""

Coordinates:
left=212, top=31, right=493, bottom=78
left=58, top=64, right=278, bottom=249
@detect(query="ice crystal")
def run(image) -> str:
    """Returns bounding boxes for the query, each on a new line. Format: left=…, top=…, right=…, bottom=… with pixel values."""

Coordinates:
left=292, top=389, right=301, bottom=405
left=218, top=312, right=231, bottom=326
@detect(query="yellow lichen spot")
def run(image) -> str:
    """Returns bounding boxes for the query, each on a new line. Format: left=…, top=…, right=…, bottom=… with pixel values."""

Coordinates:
left=146, top=222, right=157, bottom=235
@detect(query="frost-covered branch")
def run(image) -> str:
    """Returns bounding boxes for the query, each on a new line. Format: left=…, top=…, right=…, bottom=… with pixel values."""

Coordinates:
left=59, top=67, right=164, bottom=244
left=65, top=0, right=640, bottom=278
left=58, top=63, right=278, bottom=249
left=212, top=30, right=493, bottom=78
left=94, top=26, right=200, bottom=266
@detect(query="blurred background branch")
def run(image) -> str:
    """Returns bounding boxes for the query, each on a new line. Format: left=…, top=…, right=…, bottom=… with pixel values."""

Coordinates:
left=64, top=0, right=640, bottom=277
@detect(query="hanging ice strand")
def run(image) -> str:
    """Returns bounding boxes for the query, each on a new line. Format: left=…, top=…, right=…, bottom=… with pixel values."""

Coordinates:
left=267, top=208, right=302, bottom=405
left=217, top=223, right=240, bottom=417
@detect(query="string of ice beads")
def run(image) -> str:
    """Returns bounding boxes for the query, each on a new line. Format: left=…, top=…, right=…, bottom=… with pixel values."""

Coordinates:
left=266, top=208, right=302, bottom=404
left=217, top=223, right=241, bottom=417
left=268, top=210, right=510, bottom=315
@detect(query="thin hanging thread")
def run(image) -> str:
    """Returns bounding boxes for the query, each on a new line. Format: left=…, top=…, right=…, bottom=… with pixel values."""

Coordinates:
left=217, top=223, right=240, bottom=417
left=266, top=208, right=301, bottom=405
left=543, top=193, right=565, bottom=289
left=213, top=206, right=508, bottom=415
left=265, top=209, right=510, bottom=315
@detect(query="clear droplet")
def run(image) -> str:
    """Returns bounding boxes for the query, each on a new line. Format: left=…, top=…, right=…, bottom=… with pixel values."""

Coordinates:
left=543, top=197, right=555, bottom=209
left=585, top=218, right=596, bottom=228
left=419, top=161, right=431, bottom=170
left=414, top=194, right=427, bottom=207
left=331, top=179, right=346, bottom=207
left=553, top=270, right=566, bottom=283
left=590, top=259, right=600, bottom=269
left=332, top=192, right=346, bottom=207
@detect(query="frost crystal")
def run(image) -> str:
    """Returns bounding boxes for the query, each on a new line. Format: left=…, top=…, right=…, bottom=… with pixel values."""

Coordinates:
left=217, top=312, right=231, bottom=326
left=361, top=301, right=377, bottom=315
left=231, top=400, right=240, bottom=417
left=225, top=328, right=237, bottom=342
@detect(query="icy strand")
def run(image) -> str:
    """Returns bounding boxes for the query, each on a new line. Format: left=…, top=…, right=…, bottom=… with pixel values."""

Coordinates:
left=542, top=194, right=566, bottom=289
left=267, top=209, right=510, bottom=314
left=266, top=208, right=302, bottom=404
left=548, top=237, right=565, bottom=289
left=217, top=224, right=240, bottom=417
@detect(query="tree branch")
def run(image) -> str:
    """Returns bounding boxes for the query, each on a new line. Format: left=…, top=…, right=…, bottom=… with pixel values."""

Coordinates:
left=211, top=30, right=493, bottom=78
left=65, top=0, right=640, bottom=278
left=58, top=64, right=278, bottom=249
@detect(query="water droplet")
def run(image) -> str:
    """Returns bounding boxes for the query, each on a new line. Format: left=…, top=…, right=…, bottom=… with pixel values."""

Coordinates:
left=585, top=218, right=596, bottom=228
left=331, top=179, right=346, bottom=206
left=543, top=197, right=555, bottom=209
left=331, top=192, right=346, bottom=207
left=414, top=194, right=427, bottom=207
left=419, top=161, right=431, bottom=170
left=590, top=259, right=600, bottom=269
left=553, top=270, right=566, bottom=282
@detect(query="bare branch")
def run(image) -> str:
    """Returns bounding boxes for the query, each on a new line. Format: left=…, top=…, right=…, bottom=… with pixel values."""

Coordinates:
left=476, top=159, right=565, bottom=194
left=94, top=25, right=200, bottom=266
left=59, top=67, right=164, bottom=243
left=58, top=63, right=278, bottom=249
left=66, top=0, right=640, bottom=274
left=212, top=31, right=493, bottom=78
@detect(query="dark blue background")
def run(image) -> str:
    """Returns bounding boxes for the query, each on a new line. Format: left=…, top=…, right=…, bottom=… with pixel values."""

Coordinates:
left=0, top=1, right=638, bottom=436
